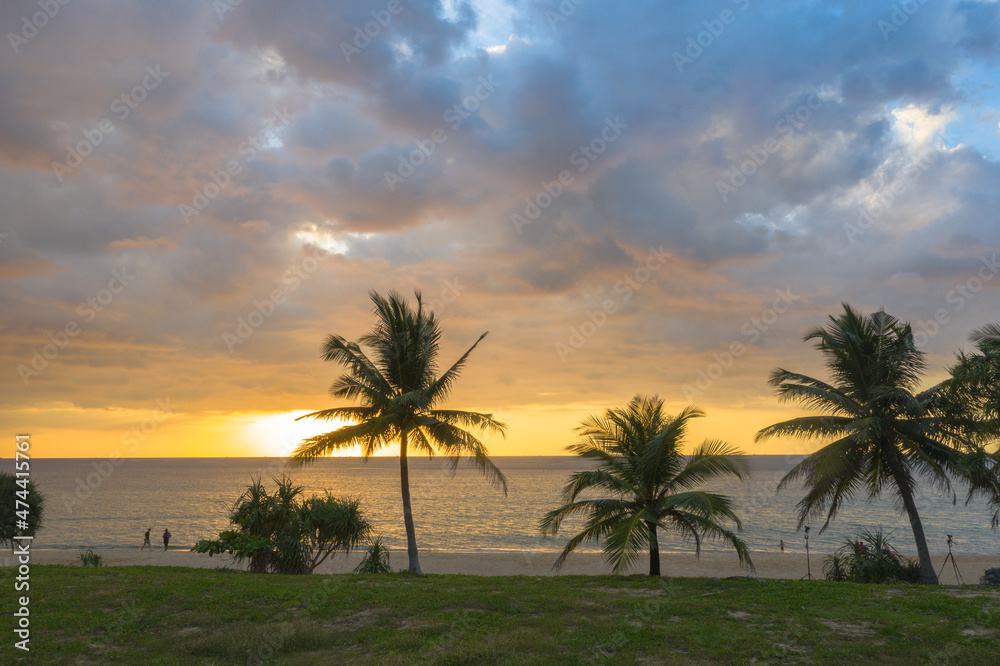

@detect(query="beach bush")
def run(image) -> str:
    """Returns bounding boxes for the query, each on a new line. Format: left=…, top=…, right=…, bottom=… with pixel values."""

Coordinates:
left=355, top=536, right=392, bottom=574
left=78, top=548, right=103, bottom=567
left=0, top=471, right=45, bottom=549
left=822, top=527, right=920, bottom=584
left=192, top=476, right=371, bottom=574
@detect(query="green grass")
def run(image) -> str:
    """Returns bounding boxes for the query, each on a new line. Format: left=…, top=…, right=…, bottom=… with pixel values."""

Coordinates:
left=2, top=565, right=998, bottom=664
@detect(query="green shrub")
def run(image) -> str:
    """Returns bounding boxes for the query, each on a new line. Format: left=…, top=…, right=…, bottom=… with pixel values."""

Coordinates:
left=355, top=536, right=392, bottom=574
left=0, top=471, right=45, bottom=549
left=78, top=548, right=103, bottom=567
left=823, top=527, right=920, bottom=583
left=192, top=476, right=371, bottom=574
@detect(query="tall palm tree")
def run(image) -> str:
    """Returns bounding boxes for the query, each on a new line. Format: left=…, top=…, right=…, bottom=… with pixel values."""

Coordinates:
left=539, top=395, right=753, bottom=576
left=290, top=290, right=507, bottom=574
left=755, top=304, right=972, bottom=584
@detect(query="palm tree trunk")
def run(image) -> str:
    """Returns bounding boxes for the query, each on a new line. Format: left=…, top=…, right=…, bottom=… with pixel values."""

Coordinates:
left=646, top=520, right=661, bottom=576
left=399, top=430, right=422, bottom=574
left=893, top=468, right=938, bottom=584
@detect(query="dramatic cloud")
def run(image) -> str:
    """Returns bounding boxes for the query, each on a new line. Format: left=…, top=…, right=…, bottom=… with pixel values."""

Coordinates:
left=1, top=0, right=999, bottom=456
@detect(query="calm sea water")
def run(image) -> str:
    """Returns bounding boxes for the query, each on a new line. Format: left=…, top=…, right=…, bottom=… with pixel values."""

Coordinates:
left=8, top=456, right=1000, bottom=557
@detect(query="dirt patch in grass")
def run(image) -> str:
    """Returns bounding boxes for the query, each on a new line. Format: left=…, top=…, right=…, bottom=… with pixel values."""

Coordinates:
left=820, top=619, right=877, bottom=637
left=588, top=586, right=663, bottom=597
left=961, top=627, right=997, bottom=638
left=936, top=588, right=1000, bottom=599
left=324, top=609, right=380, bottom=630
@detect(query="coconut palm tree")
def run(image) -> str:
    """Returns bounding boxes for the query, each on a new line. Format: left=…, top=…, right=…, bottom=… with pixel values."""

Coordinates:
left=940, top=323, right=1000, bottom=527
left=539, top=395, right=753, bottom=576
left=755, top=304, right=974, bottom=584
left=290, top=290, right=507, bottom=574
left=946, top=323, right=1000, bottom=424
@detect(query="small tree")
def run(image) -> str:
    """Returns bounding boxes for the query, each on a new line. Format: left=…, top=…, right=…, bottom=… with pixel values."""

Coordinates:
left=355, top=536, right=392, bottom=574
left=192, top=477, right=371, bottom=574
left=540, top=396, right=753, bottom=576
left=0, top=472, right=45, bottom=550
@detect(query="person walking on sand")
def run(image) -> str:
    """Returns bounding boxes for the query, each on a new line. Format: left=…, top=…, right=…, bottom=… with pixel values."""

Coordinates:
left=163, top=528, right=171, bottom=551
left=780, top=540, right=785, bottom=553
left=141, top=528, right=152, bottom=551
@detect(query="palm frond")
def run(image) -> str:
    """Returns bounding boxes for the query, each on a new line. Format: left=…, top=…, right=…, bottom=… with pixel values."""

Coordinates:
left=419, top=418, right=508, bottom=495
left=289, top=421, right=394, bottom=466
left=755, top=415, right=855, bottom=442
left=295, top=406, right=376, bottom=423
left=602, top=508, right=655, bottom=574
left=671, top=440, right=751, bottom=490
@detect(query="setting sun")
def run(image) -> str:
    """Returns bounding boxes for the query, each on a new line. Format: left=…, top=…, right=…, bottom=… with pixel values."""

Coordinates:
left=241, top=411, right=358, bottom=458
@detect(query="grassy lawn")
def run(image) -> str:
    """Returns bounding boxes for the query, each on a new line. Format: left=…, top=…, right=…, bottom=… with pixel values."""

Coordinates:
left=1, top=565, right=998, bottom=664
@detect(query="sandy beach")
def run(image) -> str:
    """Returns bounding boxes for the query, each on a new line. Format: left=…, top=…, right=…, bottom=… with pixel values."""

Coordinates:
left=6, top=548, right=996, bottom=583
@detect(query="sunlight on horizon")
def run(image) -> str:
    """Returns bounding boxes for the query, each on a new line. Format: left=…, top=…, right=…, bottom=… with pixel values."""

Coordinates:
left=242, top=411, right=365, bottom=458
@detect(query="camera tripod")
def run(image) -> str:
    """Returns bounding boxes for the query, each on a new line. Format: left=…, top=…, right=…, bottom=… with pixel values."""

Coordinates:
left=800, top=527, right=814, bottom=580
left=937, top=535, right=964, bottom=585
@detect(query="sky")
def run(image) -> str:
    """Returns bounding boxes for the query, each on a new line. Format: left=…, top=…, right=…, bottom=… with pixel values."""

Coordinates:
left=1, top=0, right=999, bottom=459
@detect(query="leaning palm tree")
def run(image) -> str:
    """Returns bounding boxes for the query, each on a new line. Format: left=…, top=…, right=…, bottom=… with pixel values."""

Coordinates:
left=290, top=290, right=507, bottom=574
left=755, top=304, right=973, bottom=584
left=540, top=395, right=753, bottom=576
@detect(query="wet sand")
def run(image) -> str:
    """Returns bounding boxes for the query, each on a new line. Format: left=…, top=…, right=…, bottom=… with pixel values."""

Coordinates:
left=5, top=548, right=995, bottom=582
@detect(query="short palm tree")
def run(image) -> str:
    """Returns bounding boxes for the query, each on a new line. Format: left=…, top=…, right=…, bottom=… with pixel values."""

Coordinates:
left=539, top=395, right=753, bottom=576
left=756, top=304, right=973, bottom=584
left=290, top=290, right=507, bottom=574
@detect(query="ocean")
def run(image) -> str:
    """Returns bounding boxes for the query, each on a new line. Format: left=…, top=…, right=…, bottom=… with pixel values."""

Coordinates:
left=10, top=456, right=1000, bottom=558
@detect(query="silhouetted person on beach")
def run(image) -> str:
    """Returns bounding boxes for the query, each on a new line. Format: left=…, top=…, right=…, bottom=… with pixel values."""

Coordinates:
left=141, top=528, right=151, bottom=551
left=163, top=528, right=171, bottom=551
left=780, top=540, right=784, bottom=553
